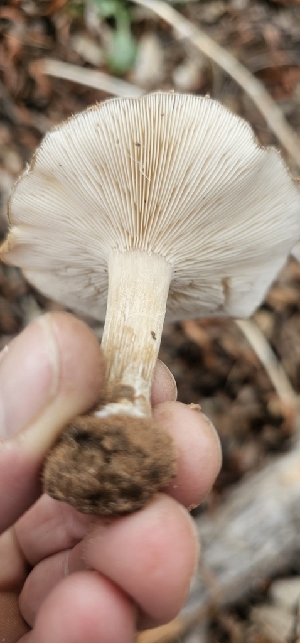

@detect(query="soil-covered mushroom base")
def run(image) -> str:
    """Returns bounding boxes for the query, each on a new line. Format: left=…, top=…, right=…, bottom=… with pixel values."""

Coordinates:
left=43, top=413, right=176, bottom=515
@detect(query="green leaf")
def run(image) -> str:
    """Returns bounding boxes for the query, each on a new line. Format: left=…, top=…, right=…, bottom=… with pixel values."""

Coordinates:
left=93, top=0, right=119, bottom=18
left=107, top=26, right=137, bottom=74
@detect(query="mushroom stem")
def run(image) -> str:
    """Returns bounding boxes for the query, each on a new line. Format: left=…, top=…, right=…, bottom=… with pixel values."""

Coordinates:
left=99, top=249, right=173, bottom=416
left=42, top=249, right=177, bottom=515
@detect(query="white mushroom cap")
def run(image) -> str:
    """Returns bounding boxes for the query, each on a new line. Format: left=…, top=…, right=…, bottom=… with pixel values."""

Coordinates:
left=2, top=92, right=300, bottom=321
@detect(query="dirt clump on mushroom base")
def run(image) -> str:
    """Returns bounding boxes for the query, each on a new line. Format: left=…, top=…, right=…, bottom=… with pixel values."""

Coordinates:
left=43, top=414, right=176, bottom=515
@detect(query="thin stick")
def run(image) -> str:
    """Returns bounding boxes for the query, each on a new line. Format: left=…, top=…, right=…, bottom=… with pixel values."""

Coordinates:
left=137, top=616, right=190, bottom=643
left=236, top=318, right=299, bottom=409
left=131, top=0, right=300, bottom=169
left=138, top=607, right=207, bottom=643
left=37, top=59, right=144, bottom=99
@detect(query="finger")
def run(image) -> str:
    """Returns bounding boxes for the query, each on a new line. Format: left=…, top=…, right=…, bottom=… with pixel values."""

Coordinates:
left=19, top=494, right=197, bottom=630
left=15, top=494, right=91, bottom=567
left=20, top=540, right=91, bottom=627
left=15, top=401, right=221, bottom=566
left=31, top=571, right=135, bottom=643
left=0, top=528, right=28, bottom=591
left=0, top=593, right=29, bottom=642
left=0, top=312, right=104, bottom=532
left=0, top=531, right=30, bottom=642
left=15, top=401, right=220, bottom=566
left=83, top=494, right=197, bottom=627
left=19, top=548, right=80, bottom=627
left=16, top=635, right=33, bottom=643
left=154, top=402, right=222, bottom=508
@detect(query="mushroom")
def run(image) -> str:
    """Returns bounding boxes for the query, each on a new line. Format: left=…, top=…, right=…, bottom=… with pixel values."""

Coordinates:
left=1, top=92, right=300, bottom=515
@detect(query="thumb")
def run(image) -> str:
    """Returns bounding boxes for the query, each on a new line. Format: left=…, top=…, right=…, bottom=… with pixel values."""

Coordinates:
left=0, top=312, right=104, bottom=532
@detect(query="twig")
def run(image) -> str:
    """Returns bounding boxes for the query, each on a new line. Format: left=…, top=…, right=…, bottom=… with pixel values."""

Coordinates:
left=236, top=318, right=300, bottom=410
left=138, top=615, right=207, bottom=643
left=137, top=615, right=191, bottom=643
left=131, top=0, right=300, bottom=169
left=36, top=59, right=144, bottom=99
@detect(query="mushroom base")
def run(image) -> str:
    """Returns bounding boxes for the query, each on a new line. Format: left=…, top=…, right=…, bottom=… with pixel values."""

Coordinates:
left=42, top=413, right=176, bottom=515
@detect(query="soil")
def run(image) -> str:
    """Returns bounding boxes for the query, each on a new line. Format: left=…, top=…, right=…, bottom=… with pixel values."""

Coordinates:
left=43, top=410, right=176, bottom=514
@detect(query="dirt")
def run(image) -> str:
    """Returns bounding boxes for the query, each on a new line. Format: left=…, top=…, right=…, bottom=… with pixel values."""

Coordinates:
left=43, top=410, right=176, bottom=515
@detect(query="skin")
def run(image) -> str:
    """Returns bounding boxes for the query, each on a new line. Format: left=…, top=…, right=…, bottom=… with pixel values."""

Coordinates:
left=0, top=312, right=222, bottom=642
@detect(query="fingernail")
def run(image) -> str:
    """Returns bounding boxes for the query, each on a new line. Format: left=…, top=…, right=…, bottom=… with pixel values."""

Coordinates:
left=158, top=360, right=178, bottom=400
left=0, top=315, right=59, bottom=439
left=152, top=360, right=177, bottom=405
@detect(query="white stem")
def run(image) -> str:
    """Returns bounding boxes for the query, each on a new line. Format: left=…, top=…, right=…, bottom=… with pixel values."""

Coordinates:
left=100, top=250, right=173, bottom=415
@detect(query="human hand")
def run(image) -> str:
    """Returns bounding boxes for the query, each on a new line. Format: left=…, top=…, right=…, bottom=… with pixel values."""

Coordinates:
left=0, top=312, right=222, bottom=642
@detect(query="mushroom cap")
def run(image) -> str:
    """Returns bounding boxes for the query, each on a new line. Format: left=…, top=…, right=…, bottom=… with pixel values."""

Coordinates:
left=2, top=92, right=300, bottom=320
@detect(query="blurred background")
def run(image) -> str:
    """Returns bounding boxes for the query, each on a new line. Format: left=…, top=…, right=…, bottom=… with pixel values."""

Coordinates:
left=1, top=1, right=300, bottom=641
